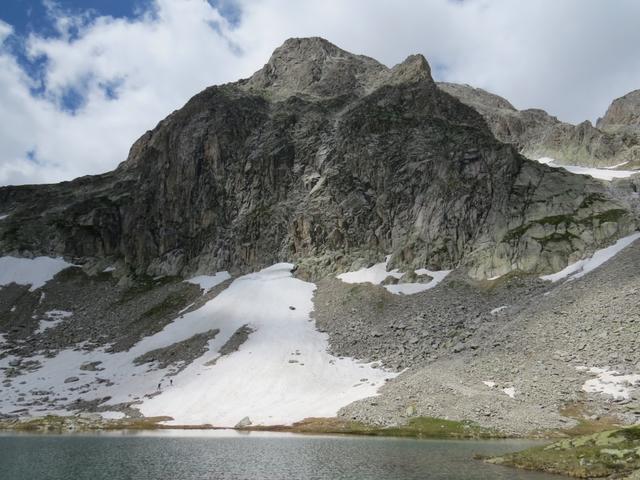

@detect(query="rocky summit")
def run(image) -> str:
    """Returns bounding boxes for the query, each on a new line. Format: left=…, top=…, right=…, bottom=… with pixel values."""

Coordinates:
left=1, top=38, right=640, bottom=446
left=598, top=89, right=640, bottom=132
left=439, top=82, right=640, bottom=169
left=0, top=37, right=636, bottom=281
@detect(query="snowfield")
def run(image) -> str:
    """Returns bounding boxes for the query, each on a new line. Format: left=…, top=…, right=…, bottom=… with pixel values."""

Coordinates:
left=482, top=381, right=516, bottom=399
left=35, top=310, right=73, bottom=334
left=0, top=256, right=76, bottom=291
left=536, top=157, right=638, bottom=181
left=0, top=264, right=395, bottom=427
left=577, top=366, right=640, bottom=400
left=502, top=387, right=516, bottom=399
left=337, top=258, right=451, bottom=295
left=541, top=232, right=640, bottom=282
left=184, top=272, right=231, bottom=293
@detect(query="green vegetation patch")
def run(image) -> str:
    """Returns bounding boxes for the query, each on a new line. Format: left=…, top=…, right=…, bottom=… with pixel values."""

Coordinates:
left=535, top=214, right=575, bottom=227
left=381, top=416, right=501, bottom=439
left=2, top=415, right=502, bottom=440
left=5, top=415, right=72, bottom=432
left=581, top=209, right=628, bottom=225
left=251, top=416, right=502, bottom=439
left=487, top=426, right=640, bottom=478
left=503, top=223, right=534, bottom=242
left=532, top=231, right=580, bottom=247
left=579, top=193, right=608, bottom=209
left=503, top=206, right=629, bottom=245
left=0, top=415, right=205, bottom=433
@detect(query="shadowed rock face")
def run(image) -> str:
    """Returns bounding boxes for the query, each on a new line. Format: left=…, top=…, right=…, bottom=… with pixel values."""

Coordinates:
left=439, top=82, right=640, bottom=168
left=0, top=38, right=636, bottom=279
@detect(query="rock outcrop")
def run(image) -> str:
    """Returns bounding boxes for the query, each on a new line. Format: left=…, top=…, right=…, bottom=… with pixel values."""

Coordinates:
left=439, top=82, right=640, bottom=168
left=0, top=38, right=636, bottom=280
left=597, top=89, right=640, bottom=133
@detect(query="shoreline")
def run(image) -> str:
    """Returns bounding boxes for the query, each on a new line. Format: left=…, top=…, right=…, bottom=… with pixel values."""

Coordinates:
left=5, top=414, right=638, bottom=477
left=0, top=413, right=590, bottom=440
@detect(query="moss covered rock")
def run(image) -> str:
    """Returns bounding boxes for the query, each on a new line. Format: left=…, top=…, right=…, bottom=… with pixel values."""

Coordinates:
left=487, top=426, right=640, bottom=478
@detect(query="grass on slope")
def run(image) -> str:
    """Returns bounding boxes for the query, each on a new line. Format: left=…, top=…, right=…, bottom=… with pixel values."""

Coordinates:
left=0, top=414, right=500, bottom=439
left=0, top=415, right=178, bottom=432
left=486, top=426, right=640, bottom=478
left=249, top=416, right=503, bottom=439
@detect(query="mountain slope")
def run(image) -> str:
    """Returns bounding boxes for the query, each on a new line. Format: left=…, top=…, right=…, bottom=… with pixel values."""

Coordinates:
left=1, top=38, right=640, bottom=434
left=0, top=263, right=394, bottom=427
left=0, top=38, right=635, bottom=282
left=598, top=89, right=640, bottom=135
left=439, top=82, right=640, bottom=169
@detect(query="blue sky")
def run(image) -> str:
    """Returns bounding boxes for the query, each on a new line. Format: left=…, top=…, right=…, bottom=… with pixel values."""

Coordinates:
left=0, top=0, right=240, bottom=112
left=1, top=1, right=240, bottom=36
left=1, top=1, right=149, bottom=32
left=0, top=0, right=639, bottom=186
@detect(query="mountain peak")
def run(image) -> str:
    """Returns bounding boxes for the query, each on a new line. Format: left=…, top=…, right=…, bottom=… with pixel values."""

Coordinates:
left=244, top=38, right=436, bottom=100
left=244, top=37, right=386, bottom=99
left=277, top=36, right=346, bottom=58
left=597, top=88, right=640, bottom=130
left=382, top=54, right=433, bottom=86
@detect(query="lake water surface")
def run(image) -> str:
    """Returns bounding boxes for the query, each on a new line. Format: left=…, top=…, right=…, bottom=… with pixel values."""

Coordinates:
left=0, top=430, right=562, bottom=480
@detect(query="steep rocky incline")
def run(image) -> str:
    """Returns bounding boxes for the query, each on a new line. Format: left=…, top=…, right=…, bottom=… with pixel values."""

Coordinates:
left=439, top=82, right=640, bottom=168
left=597, top=89, right=640, bottom=133
left=0, top=37, right=636, bottom=281
left=332, top=237, right=640, bottom=435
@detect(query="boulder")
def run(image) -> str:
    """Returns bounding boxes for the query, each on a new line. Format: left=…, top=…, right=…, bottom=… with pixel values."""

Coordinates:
left=235, top=416, right=252, bottom=428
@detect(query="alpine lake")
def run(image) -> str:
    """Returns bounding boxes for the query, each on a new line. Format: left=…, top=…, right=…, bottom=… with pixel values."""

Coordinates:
left=0, top=430, right=563, bottom=479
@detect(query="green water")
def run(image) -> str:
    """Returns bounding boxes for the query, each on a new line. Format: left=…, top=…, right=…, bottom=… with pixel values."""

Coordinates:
left=0, top=430, right=562, bottom=479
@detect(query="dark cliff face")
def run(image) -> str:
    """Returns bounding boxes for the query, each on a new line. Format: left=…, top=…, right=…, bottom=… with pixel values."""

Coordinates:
left=0, top=38, right=636, bottom=279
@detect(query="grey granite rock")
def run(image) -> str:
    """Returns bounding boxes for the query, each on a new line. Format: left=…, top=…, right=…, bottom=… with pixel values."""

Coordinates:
left=0, top=38, right=636, bottom=283
left=439, top=82, right=640, bottom=169
left=598, top=89, right=640, bottom=131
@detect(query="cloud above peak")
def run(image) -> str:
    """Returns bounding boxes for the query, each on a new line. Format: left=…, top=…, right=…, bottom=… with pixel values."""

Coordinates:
left=1, top=0, right=640, bottom=185
left=0, top=0, right=255, bottom=185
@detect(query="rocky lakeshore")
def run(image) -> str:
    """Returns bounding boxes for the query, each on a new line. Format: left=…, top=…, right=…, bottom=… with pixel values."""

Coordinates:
left=1, top=37, right=640, bottom=479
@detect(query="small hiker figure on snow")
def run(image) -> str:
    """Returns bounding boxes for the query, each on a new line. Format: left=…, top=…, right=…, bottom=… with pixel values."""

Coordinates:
left=170, top=379, right=173, bottom=386
left=157, top=382, right=162, bottom=391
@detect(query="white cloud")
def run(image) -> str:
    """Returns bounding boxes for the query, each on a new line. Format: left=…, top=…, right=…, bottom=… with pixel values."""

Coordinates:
left=1, top=0, right=640, bottom=185
left=233, top=0, right=640, bottom=122
left=0, top=0, right=259, bottom=185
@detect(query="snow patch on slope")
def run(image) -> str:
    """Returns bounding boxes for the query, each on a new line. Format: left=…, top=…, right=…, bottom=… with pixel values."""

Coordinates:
left=502, top=387, right=516, bottom=399
left=490, top=305, right=508, bottom=315
left=36, top=310, right=73, bottom=334
left=537, top=157, right=638, bottom=181
left=541, top=232, right=640, bottom=282
left=482, top=381, right=515, bottom=398
left=0, top=214, right=8, bottom=220
left=337, top=258, right=451, bottom=295
left=184, top=272, right=231, bottom=293
left=100, top=411, right=125, bottom=420
left=577, top=366, right=640, bottom=400
left=0, top=256, right=76, bottom=291
left=0, top=264, right=395, bottom=427
left=337, top=257, right=403, bottom=285
left=142, top=264, right=395, bottom=425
